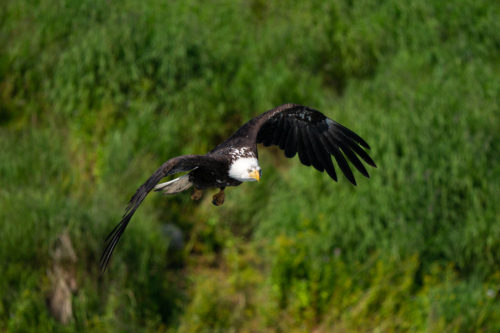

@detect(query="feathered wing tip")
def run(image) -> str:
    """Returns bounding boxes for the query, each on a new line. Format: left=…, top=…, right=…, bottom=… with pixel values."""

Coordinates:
left=99, top=155, right=204, bottom=273
left=99, top=210, right=134, bottom=273
left=333, top=121, right=377, bottom=169
left=253, top=104, right=377, bottom=185
left=323, top=120, right=377, bottom=185
left=99, top=164, right=169, bottom=273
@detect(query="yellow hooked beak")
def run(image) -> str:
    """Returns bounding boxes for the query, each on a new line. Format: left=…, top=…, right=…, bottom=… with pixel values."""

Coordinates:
left=249, top=169, right=261, bottom=182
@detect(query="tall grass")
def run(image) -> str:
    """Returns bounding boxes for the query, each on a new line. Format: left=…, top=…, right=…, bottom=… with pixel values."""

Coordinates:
left=1, top=0, right=499, bottom=331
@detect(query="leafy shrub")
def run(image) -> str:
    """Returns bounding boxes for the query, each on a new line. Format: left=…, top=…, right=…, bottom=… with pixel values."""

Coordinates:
left=1, top=0, right=499, bottom=331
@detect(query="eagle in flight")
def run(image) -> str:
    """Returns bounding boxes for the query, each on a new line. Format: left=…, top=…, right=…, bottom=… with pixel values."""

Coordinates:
left=100, top=103, right=376, bottom=271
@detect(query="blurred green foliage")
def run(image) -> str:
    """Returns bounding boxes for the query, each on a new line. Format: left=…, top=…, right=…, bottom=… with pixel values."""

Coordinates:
left=1, top=0, right=499, bottom=331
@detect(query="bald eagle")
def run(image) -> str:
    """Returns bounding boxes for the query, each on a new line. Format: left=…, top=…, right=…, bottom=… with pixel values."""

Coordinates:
left=100, top=103, right=376, bottom=271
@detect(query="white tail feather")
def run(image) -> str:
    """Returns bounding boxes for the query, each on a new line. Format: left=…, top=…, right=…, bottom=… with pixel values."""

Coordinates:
left=154, top=175, right=192, bottom=194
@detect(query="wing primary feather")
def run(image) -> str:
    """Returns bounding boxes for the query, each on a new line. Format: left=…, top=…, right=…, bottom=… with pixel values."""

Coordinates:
left=284, top=125, right=297, bottom=158
left=320, top=140, right=338, bottom=181
left=306, top=127, right=329, bottom=171
left=350, top=142, right=377, bottom=168
left=330, top=129, right=377, bottom=167
left=335, top=138, right=370, bottom=178
left=343, top=146, right=369, bottom=177
left=309, top=135, right=337, bottom=181
left=296, top=125, right=311, bottom=166
left=323, top=134, right=357, bottom=185
left=330, top=122, right=371, bottom=149
left=301, top=126, right=323, bottom=172
left=303, top=127, right=324, bottom=172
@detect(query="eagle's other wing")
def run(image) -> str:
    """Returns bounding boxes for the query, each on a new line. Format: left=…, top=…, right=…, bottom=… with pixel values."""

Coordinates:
left=247, top=103, right=376, bottom=184
left=99, top=154, right=207, bottom=272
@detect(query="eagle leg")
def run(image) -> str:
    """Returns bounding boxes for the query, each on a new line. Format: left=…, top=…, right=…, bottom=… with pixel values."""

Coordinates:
left=191, top=188, right=203, bottom=201
left=212, top=188, right=225, bottom=206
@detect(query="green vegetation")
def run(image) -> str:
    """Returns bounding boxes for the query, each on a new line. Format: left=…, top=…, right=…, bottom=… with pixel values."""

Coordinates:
left=1, top=0, right=499, bottom=331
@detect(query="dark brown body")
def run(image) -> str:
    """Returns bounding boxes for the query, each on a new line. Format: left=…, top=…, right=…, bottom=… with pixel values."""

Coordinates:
left=187, top=153, right=242, bottom=189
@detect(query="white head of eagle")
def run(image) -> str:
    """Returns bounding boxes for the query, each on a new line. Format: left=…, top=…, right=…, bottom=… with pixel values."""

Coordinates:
left=228, top=157, right=261, bottom=182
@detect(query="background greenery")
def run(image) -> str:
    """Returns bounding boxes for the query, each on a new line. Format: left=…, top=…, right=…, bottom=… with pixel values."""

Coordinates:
left=1, top=0, right=499, bottom=331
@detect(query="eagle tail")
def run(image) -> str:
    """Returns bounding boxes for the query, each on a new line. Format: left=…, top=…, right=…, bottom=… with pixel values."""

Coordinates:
left=154, top=174, right=193, bottom=194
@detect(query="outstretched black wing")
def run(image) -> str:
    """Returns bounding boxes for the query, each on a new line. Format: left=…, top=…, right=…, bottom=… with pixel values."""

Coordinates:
left=245, top=103, right=376, bottom=184
left=99, top=155, right=207, bottom=272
